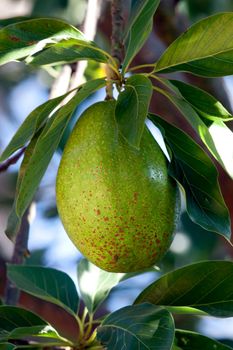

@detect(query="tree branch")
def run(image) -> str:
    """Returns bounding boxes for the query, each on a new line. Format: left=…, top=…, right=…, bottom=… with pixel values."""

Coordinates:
left=111, top=0, right=124, bottom=67
left=4, top=206, right=31, bottom=305
left=105, top=0, right=124, bottom=99
left=0, top=147, right=26, bottom=173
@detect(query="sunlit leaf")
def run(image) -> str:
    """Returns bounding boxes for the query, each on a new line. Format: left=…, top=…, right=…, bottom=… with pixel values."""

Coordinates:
left=30, top=38, right=109, bottom=66
left=149, top=114, right=231, bottom=239
left=7, top=265, right=79, bottom=317
left=115, top=74, right=152, bottom=148
left=78, top=259, right=125, bottom=314
left=97, top=303, right=174, bottom=350
left=135, top=260, right=233, bottom=317
left=155, top=86, right=232, bottom=177
left=0, top=18, right=88, bottom=65
left=6, top=325, right=71, bottom=346
left=122, top=0, right=160, bottom=73
left=167, top=79, right=233, bottom=122
left=155, top=13, right=233, bottom=77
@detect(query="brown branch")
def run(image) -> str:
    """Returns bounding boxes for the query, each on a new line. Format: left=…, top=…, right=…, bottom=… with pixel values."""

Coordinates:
left=0, top=147, right=26, bottom=173
left=4, top=207, right=31, bottom=305
left=111, top=0, right=124, bottom=67
left=105, top=0, right=124, bottom=99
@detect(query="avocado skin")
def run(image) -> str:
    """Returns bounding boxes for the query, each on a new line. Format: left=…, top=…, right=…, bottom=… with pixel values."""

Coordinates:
left=56, top=100, right=179, bottom=272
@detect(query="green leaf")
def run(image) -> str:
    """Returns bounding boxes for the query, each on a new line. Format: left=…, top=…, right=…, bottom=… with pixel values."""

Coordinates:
left=0, top=89, right=74, bottom=163
left=0, top=18, right=88, bottom=66
left=0, top=343, right=16, bottom=350
left=149, top=114, right=231, bottom=239
left=97, top=303, right=174, bottom=350
left=77, top=259, right=125, bottom=314
left=135, top=260, right=233, bottom=317
left=155, top=86, right=232, bottom=177
left=0, top=306, right=47, bottom=334
left=7, top=264, right=79, bottom=317
left=167, top=79, right=233, bottom=122
left=122, top=0, right=160, bottom=73
left=208, top=120, right=233, bottom=179
left=6, top=325, right=72, bottom=346
left=175, top=329, right=233, bottom=350
left=14, top=78, right=105, bottom=218
left=154, top=13, right=233, bottom=77
left=5, top=133, right=42, bottom=240
left=115, top=74, right=152, bottom=148
left=29, top=38, right=109, bottom=66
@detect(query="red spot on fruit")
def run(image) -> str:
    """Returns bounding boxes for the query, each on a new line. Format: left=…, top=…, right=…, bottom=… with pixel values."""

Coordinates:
left=94, top=209, right=101, bottom=215
left=119, top=227, right=124, bottom=233
left=104, top=217, right=109, bottom=221
left=156, top=239, right=161, bottom=244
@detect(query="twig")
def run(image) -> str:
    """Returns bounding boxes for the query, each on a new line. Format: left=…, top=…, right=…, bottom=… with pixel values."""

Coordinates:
left=105, top=0, right=124, bottom=99
left=0, top=147, right=26, bottom=173
left=111, top=0, right=124, bottom=67
left=4, top=207, right=31, bottom=305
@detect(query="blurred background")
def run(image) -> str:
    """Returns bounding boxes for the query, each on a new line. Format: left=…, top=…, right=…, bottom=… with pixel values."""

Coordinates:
left=0, top=0, right=233, bottom=345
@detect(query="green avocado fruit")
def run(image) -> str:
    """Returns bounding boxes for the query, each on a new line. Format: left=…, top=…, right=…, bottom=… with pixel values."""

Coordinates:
left=56, top=100, right=180, bottom=272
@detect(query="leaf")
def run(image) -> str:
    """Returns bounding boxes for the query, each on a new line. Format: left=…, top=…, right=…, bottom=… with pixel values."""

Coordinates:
left=29, top=38, right=109, bottom=66
left=135, top=260, right=233, bottom=317
left=14, top=78, right=105, bottom=218
left=155, top=86, right=232, bottom=177
left=122, top=0, right=160, bottom=73
left=7, top=264, right=79, bottom=317
left=0, top=306, right=47, bottom=334
left=154, top=13, right=233, bottom=77
left=5, top=133, right=42, bottom=240
left=175, top=329, right=233, bottom=350
left=167, top=79, right=233, bottom=122
left=0, top=18, right=88, bottom=66
left=6, top=325, right=71, bottom=346
left=77, top=259, right=125, bottom=314
left=0, top=343, right=16, bottom=350
left=149, top=114, right=231, bottom=239
left=0, top=89, right=74, bottom=163
left=115, top=74, right=152, bottom=148
left=97, top=303, right=174, bottom=350
left=208, top=120, right=233, bottom=179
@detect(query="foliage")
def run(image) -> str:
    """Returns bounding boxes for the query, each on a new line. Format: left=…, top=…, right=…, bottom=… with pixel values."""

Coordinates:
left=0, top=0, right=233, bottom=349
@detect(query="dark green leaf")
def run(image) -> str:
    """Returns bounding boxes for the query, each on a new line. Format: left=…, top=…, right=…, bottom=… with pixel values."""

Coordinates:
left=14, top=78, right=105, bottom=218
left=0, top=306, right=47, bottom=334
left=115, top=74, right=152, bottom=148
left=0, top=18, right=87, bottom=66
left=154, top=13, right=233, bottom=77
left=122, top=0, right=160, bottom=73
left=30, top=38, right=109, bottom=66
left=97, top=303, right=174, bottom=350
left=0, top=343, right=16, bottom=350
left=135, top=260, right=233, bottom=317
left=0, top=90, right=74, bottom=163
left=168, top=79, right=233, bottom=122
left=78, top=259, right=125, bottom=314
left=175, top=329, right=233, bottom=350
left=155, top=86, right=232, bottom=177
left=7, top=264, right=79, bottom=317
left=6, top=325, right=72, bottom=346
left=149, top=114, right=231, bottom=238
